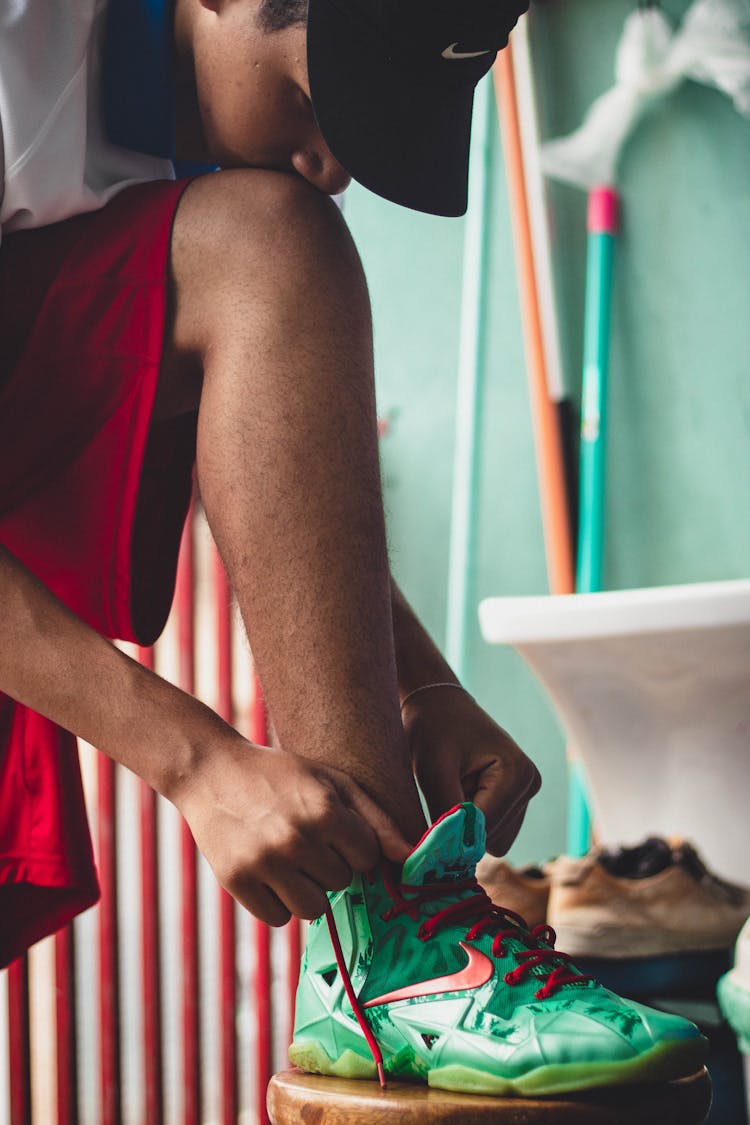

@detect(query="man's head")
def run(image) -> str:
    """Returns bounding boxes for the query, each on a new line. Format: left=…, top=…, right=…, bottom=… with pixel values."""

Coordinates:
left=175, top=0, right=350, bottom=197
left=177, top=0, right=529, bottom=214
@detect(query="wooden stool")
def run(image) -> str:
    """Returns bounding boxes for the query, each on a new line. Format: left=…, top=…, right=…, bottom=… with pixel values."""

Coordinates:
left=267, top=1068, right=712, bottom=1125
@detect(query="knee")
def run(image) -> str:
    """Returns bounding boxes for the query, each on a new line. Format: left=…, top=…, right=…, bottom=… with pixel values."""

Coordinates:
left=170, top=169, right=366, bottom=351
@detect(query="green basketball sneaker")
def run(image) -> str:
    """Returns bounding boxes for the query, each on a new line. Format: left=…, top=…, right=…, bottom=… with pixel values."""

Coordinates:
left=290, top=803, right=708, bottom=1096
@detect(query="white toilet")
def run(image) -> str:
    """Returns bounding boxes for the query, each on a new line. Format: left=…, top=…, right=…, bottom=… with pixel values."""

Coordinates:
left=479, top=579, right=750, bottom=884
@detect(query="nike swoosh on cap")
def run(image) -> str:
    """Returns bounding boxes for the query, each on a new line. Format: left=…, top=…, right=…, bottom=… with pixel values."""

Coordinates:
left=362, top=942, right=493, bottom=1008
left=441, top=43, right=494, bottom=60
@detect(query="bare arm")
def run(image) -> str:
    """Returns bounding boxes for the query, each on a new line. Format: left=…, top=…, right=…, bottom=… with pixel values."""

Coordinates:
left=0, top=543, right=215, bottom=794
left=391, top=578, right=461, bottom=700
left=0, top=543, right=408, bottom=924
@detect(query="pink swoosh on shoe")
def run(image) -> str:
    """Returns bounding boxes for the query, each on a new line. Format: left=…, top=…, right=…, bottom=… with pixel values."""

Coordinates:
left=362, top=942, right=493, bottom=1008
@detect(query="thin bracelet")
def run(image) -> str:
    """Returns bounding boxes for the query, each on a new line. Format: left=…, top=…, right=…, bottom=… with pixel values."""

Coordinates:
left=400, top=682, right=470, bottom=711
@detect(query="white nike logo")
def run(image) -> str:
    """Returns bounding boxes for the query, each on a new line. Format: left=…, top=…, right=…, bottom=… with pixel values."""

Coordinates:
left=441, top=43, right=494, bottom=61
left=362, top=942, right=494, bottom=1008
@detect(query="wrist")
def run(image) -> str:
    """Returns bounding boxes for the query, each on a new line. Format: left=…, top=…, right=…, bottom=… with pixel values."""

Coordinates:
left=391, top=580, right=460, bottom=698
left=400, top=681, right=471, bottom=711
left=163, top=717, right=261, bottom=815
left=106, top=654, right=249, bottom=807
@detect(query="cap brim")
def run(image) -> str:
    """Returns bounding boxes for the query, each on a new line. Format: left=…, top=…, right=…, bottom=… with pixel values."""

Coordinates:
left=307, top=0, right=476, bottom=217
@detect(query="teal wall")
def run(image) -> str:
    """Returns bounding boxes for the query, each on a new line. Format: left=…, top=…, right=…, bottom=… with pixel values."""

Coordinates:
left=344, top=0, right=750, bottom=865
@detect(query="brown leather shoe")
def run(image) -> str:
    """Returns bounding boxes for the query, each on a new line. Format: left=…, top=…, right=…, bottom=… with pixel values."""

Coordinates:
left=475, top=856, right=550, bottom=929
left=547, top=838, right=750, bottom=959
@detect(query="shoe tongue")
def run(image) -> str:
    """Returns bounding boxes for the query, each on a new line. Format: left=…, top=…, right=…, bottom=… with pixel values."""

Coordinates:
left=402, top=803, right=486, bottom=886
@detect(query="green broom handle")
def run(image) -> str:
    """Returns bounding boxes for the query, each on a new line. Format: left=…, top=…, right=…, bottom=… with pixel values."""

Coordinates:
left=577, top=186, right=619, bottom=594
left=568, top=185, right=619, bottom=856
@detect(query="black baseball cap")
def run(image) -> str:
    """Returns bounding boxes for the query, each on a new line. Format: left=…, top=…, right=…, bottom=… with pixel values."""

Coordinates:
left=306, top=0, right=529, bottom=217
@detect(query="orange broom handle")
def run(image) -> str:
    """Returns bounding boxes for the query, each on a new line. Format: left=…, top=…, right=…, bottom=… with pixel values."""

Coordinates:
left=492, top=47, right=575, bottom=596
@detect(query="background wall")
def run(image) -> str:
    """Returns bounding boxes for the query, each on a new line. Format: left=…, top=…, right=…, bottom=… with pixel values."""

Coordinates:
left=344, top=0, right=750, bottom=865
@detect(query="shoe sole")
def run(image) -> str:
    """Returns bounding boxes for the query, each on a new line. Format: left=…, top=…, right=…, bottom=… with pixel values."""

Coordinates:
left=552, top=921, right=736, bottom=959
left=289, top=1035, right=707, bottom=1097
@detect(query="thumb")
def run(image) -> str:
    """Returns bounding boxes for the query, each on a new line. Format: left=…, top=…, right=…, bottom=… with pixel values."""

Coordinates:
left=415, top=758, right=465, bottom=826
left=339, top=779, right=412, bottom=865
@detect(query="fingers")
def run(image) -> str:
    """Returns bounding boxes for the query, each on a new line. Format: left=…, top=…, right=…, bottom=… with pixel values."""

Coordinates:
left=415, top=758, right=465, bottom=827
left=323, top=801, right=382, bottom=871
left=334, top=777, right=412, bottom=866
left=231, top=881, right=292, bottom=927
left=232, top=861, right=344, bottom=925
left=470, top=761, right=511, bottom=831
left=245, top=809, right=361, bottom=917
left=185, top=743, right=415, bottom=931
left=472, top=759, right=541, bottom=856
left=264, top=866, right=331, bottom=920
left=301, top=843, right=353, bottom=893
left=484, top=805, right=526, bottom=857
left=234, top=794, right=400, bottom=925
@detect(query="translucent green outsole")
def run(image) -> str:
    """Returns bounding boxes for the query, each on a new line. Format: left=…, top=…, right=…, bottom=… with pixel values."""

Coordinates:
left=430, top=1038, right=708, bottom=1096
left=289, top=1036, right=707, bottom=1097
left=289, top=1041, right=377, bottom=1080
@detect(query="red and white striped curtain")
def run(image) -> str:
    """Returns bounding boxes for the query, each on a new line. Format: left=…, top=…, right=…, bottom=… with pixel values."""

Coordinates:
left=2, top=500, right=301, bottom=1125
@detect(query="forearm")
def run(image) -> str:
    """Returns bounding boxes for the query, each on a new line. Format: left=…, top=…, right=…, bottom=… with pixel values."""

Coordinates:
left=390, top=577, right=461, bottom=701
left=0, top=544, right=233, bottom=801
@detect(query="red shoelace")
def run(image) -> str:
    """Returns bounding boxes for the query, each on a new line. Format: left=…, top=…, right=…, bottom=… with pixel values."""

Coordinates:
left=324, top=867, right=593, bottom=1089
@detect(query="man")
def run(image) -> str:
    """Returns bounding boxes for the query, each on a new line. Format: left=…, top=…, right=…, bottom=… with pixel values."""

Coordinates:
left=0, top=0, right=706, bottom=1095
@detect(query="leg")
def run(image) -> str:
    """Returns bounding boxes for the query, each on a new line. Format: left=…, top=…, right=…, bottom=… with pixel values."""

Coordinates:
left=160, top=169, right=426, bottom=844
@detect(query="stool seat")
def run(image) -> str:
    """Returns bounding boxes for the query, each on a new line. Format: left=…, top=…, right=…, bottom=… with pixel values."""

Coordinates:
left=267, top=1067, right=712, bottom=1125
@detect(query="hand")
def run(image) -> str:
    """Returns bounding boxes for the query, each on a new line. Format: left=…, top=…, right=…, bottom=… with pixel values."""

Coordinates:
left=402, top=687, right=541, bottom=857
left=173, top=734, right=411, bottom=926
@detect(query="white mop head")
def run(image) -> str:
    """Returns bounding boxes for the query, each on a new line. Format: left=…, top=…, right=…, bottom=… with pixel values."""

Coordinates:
left=672, top=0, right=750, bottom=116
left=541, top=0, right=750, bottom=191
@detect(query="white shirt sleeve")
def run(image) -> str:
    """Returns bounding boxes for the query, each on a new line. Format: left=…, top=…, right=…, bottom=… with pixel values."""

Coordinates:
left=0, top=0, right=174, bottom=240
